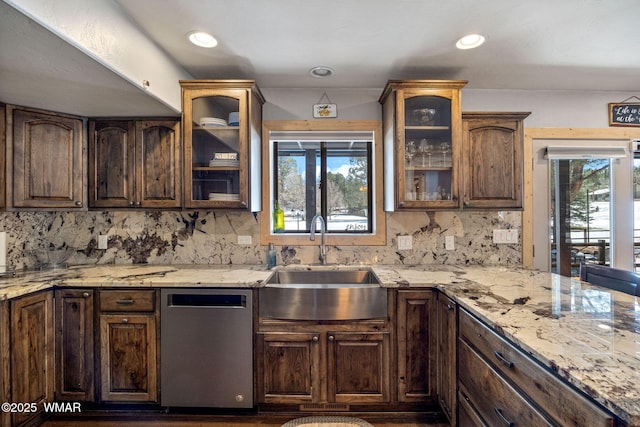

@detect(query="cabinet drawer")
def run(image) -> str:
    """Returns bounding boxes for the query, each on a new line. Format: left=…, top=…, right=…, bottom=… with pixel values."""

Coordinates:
left=458, top=338, right=553, bottom=427
left=99, top=290, right=156, bottom=312
left=459, top=309, right=615, bottom=427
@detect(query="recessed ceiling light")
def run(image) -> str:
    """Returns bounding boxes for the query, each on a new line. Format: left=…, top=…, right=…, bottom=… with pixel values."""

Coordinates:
left=309, top=66, right=335, bottom=78
left=188, top=31, right=218, bottom=48
left=456, top=34, right=486, bottom=50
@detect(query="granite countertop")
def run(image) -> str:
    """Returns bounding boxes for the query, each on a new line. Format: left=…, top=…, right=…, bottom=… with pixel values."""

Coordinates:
left=0, top=263, right=638, bottom=425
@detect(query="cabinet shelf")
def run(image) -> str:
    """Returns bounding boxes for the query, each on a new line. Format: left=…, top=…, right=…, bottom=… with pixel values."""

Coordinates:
left=405, top=125, right=450, bottom=131
left=406, top=166, right=451, bottom=172
left=193, top=166, right=240, bottom=171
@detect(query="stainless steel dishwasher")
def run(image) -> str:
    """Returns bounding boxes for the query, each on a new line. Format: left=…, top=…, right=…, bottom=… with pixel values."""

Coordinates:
left=161, top=288, right=253, bottom=408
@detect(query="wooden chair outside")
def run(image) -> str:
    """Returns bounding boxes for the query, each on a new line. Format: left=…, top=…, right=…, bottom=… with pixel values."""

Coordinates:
left=579, top=263, right=640, bottom=296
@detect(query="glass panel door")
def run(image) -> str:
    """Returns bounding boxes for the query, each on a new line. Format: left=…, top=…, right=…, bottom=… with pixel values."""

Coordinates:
left=190, top=95, right=242, bottom=204
left=549, top=158, right=611, bottom=276
left=401, top=95, right=455, bottom=205
left=634, top=151, right=640, bottom=271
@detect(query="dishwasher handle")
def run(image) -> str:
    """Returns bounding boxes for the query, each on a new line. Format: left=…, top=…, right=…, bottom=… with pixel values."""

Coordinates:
left=166, top=293, right=247, bottom=308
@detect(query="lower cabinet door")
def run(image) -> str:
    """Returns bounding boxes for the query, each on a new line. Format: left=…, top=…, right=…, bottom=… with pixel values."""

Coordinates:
left=257, top=332, right=321, bottom=404
left=328, top=332, right=390, bottom=403
left=55, top=289, right=94, bottom=402
left=10, top=292, right=54, bottom=426
left=99, top=314, right=157, bottom=402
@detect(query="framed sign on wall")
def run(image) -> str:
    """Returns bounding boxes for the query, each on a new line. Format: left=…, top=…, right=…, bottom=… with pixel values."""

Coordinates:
left=609, top=96, right=640, bottom=127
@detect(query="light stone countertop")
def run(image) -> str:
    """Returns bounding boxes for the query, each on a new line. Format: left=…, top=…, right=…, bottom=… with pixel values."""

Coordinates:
left=0, top=263, right=638, bottom=425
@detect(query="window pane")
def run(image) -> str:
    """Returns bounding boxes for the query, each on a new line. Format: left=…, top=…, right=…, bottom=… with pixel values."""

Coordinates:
left=326, top=141, right=370, bottom=232
left=550, top=158, right=611, bottom=276
left=275, top=140, right=318, bottom=232
left=274, top=139, right=372, bottom=234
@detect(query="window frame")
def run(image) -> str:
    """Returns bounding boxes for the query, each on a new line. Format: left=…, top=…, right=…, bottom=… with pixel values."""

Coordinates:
left=260, top=120, right=386, bottom=246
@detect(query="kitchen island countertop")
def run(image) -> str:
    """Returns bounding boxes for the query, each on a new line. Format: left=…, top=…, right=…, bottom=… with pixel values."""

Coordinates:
left=0, top=263, right=638, bottom=425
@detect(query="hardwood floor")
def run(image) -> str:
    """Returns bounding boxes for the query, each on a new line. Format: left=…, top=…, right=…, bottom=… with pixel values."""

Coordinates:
left=42, top=412, right=450, bottom=427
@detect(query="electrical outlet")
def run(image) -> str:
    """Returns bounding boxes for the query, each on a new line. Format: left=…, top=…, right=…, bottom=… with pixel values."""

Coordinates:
left=445, top=235, right=455, bottom=250
left=237, top=235, right=252, bottom=245
left=98, top=234, right=108, bottom=250
left=397, top=235, right=412, bottom=250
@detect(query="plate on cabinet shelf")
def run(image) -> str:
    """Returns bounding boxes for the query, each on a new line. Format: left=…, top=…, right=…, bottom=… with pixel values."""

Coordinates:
left=208, top=193, right=240, bottom=201
left=199, top=117, right=228, bottom=127
left=209, top=159, right=240, bottom=167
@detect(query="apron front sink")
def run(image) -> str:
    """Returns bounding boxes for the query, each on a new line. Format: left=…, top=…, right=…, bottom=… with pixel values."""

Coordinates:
left=260, top=268, right=386, bottom=320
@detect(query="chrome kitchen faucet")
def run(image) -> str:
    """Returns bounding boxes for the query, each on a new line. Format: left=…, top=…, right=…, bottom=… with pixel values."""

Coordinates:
left=309, top=214, right=327, bottom=265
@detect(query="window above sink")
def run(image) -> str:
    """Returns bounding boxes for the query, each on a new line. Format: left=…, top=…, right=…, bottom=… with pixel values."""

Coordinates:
left=260, top=120, right=386, bottom=246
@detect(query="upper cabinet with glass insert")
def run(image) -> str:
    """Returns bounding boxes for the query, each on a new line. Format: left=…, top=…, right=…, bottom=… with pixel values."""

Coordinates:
left=181, top=80, right=265, bottom=210
left=380, top=80, right=467, bottom=210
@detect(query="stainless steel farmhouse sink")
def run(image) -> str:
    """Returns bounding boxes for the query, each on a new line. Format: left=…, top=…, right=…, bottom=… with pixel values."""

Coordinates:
left=260, top=268, right=387, bottom=320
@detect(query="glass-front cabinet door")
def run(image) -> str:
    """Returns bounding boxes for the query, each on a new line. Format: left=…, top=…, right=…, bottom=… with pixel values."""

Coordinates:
left=181, top=80, right=264, bottom=209
left=380, top=81, right=466, bottom=210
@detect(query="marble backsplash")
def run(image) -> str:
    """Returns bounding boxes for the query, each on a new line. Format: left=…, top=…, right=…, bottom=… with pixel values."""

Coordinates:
left=0, top=209, right=521, bottom=270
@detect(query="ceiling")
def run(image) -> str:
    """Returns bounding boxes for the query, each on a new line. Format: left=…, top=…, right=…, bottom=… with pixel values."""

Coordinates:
left=1, top=0, right=639, bottom=117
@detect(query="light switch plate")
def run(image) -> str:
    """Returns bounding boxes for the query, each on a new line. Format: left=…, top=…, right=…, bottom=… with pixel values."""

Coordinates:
left=493, top=229, right=519, bottom=244
left=398, top=235, right=412, bottom=250
left=98, top=234, right=108, bottom=250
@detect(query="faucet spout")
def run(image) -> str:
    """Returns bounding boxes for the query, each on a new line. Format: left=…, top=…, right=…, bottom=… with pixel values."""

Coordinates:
left=309, top=214, right=327, bottom=265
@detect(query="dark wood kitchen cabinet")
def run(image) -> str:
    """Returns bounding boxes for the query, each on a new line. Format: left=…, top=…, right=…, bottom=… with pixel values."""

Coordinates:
left=10, top=291, right=54, bottom=427
left=0, top=103, right=6, bottom=208
left=436, top=292, right=457, bottom=424
left=55, top=289, right=95, bottom=402
left=257, top=321, right=391, bottom=406
left=9, top=106, right=84, bottom=209
left=461, top=112, right=530, bottom=209
left=98, top=290, right=158, bottom=403
left=89, top=119, right=181, bottom=208
left=379, top=80, right=467, bottom=210
left=458, top=308, right=616, bottom=427
left=181, top=80, right=264, bottom=210
left=396, top=289, right=436, bottom=403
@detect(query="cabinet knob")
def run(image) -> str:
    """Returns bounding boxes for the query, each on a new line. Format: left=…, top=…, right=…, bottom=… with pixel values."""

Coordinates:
left=328, top=335, right=335, bottom=341
left=74, top=201, right=82, bottom=206
left=83, top=292, right=90, bottom=298
left=312, top=336, right=319, bottom=342
left=129, top=201, right=135, bottom=206
left=447, top=304, right=453, bottom=311
left=241, top=201, right=247, bottom=207
left=121, top=318, right=128, bottom=324
left=134, top=201, right=141, bottom=207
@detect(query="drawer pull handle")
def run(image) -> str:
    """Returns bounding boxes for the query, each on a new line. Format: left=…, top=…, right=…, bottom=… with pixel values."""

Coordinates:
left=494, top=351, right=514, bottom=369
left=116, top=299, right=135, bottom=305
left=494, top=407, right=514, bottom=427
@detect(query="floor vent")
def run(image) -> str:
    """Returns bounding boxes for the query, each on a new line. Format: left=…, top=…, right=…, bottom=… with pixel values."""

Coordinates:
left=300, top=403, right=350, bottom=411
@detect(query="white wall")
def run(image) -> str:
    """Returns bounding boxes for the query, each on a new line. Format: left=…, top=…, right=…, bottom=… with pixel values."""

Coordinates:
left=263, top=87, right=638, bottom=128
